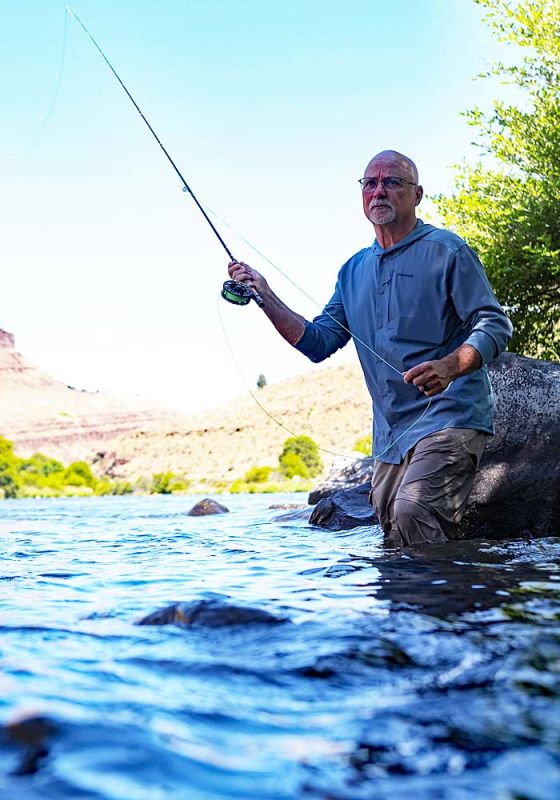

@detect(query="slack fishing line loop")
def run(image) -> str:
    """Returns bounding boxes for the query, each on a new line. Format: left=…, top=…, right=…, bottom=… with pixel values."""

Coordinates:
left=68, top=5, right=432, bottom=462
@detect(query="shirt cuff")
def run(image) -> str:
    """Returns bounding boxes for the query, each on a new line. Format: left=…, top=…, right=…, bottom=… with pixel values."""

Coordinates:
left=293, top=321, right=315, bottom=356
left=464, top=330, right=497, bottom=364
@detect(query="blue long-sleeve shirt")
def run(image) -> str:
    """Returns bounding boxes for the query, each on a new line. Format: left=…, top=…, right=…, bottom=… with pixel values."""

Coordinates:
left=295, top=220, right=513, bottom=463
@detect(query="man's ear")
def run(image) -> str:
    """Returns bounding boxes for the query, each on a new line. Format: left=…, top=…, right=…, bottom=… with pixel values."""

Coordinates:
left=415, top=185, right=424, bottom=206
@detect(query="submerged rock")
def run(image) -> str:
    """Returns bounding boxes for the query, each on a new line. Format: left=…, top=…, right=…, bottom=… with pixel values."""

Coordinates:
left=186, top=498, right=229, bottom=516
left=137, top=599, right=287, bottom=628
left=309, top=354, right=560, bottom=540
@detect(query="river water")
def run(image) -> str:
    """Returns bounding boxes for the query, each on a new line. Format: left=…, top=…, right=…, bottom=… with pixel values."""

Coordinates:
left=0, top=494, right=559, bottom=799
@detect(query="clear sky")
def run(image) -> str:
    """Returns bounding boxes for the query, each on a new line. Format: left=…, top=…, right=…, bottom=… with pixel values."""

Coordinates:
left=1, top=0, right=517, bottom=415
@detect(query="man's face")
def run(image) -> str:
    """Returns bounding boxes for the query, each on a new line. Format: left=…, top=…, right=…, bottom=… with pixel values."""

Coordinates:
left=361, top=156, right=422, bottom=228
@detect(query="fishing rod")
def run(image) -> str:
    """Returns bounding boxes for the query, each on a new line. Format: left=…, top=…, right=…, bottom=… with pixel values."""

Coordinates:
left=65, top=5, right=263, bottom=308
left=66, top=5, right=433, bottom=464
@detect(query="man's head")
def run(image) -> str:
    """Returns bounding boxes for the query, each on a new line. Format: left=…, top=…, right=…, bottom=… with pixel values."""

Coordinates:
left=361, top=151, right=423, bottom=237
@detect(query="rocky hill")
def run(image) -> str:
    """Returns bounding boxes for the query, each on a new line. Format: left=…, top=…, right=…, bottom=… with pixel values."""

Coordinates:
left=94, top=364, right=372, bottom=485
left=0, top=329, right=178, bottom=462
left=0, top=328, right=372, bottom=483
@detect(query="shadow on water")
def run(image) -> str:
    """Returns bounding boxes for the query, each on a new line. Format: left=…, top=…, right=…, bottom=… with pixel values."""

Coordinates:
left=355, top=536, right=560, bottom=617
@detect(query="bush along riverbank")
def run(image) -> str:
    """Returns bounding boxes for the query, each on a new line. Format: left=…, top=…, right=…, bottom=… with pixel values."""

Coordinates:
left=0, top=432, right=350, bottom=499
left=0, top=435, right=134, bottom=498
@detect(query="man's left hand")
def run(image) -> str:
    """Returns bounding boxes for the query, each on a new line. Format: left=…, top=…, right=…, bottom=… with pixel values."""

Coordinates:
left=403, top=358, right=455, bottom=396
left=403, top=345, right=482, bottom=396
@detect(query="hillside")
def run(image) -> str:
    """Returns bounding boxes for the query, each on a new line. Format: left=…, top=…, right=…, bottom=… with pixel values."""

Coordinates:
left=0, top=328, right=372, bottom=484
left=94, top=363, right=372, bottom=485
left=0, top=329, right=179, bottom=462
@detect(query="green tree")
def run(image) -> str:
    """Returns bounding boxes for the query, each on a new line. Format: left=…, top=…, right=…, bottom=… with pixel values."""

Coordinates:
left=64, top=461, right=96, bottom=488
left=279, top=452, right=310, bottom=479
left=0, top=435, right=21, bottom=498
left=434, top=0, right=560, bottom=360
left=279, top=435, right=322, bottom=478
left=256, top=374, right=267, bottom=389
left=354, top=433, right=372, bottom=456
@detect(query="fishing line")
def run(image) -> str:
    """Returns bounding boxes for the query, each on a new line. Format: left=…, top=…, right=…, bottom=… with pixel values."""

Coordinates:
left=1, top=9, right=68, bottom=160
left=208, top=202, right=434, bottom=461
left=203, top=201, right=404, bottom=377
left=67, top=5, right=432, bottom=462
left=217, top=296, right=432, bottom=463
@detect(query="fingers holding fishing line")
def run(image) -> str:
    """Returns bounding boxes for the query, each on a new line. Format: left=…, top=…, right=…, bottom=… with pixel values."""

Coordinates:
left=403, top=358, right=454, bottom=396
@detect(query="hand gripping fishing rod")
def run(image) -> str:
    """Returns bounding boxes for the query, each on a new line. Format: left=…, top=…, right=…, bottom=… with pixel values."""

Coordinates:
left=66, top=6, right=263, bottom=308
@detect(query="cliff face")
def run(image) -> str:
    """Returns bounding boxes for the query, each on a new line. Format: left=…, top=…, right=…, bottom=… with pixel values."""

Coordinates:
left=0, top=329, right=177, bottom=462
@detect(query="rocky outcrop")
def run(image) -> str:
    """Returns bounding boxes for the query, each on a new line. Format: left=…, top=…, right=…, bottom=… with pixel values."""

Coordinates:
left=309, top=354, right=560, bottom=540
left=137, top=599, right=287, bottom=628
left=0, top=329, right=177, bottom=462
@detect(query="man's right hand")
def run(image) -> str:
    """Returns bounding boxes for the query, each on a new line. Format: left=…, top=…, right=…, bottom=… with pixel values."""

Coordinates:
left=228, top=261, right=269, bottom=297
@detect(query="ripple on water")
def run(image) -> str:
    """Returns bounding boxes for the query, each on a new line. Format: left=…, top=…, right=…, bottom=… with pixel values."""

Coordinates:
left=0, top=497, right=559, bottom=799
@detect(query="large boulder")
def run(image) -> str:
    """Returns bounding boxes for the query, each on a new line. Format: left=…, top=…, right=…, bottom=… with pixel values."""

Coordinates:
left=309, top=354, right=560, bottom=539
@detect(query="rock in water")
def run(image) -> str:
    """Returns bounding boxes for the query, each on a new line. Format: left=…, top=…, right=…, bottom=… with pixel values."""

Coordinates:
left=137, top=599, right=286, bottom=628
left=186, top=498, right=229, bottom=516
left=309, top=483, right=378, bottom=531
left=309, top=354, right=560, bottom=540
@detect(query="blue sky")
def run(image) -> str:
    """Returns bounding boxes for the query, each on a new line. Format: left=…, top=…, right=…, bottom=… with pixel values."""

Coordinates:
left=1, top=0, right=518, bottom=414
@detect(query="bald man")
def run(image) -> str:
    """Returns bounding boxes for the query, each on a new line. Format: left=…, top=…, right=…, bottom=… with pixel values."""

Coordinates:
left=228, top=151, right=512, bottom=546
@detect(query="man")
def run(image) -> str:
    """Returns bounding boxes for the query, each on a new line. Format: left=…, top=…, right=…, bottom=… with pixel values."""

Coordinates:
left=228, top=150, right=513, bottom=546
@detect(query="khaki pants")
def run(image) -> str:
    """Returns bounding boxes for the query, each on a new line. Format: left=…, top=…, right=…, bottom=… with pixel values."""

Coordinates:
left=370, top=428, right=488, bottom=547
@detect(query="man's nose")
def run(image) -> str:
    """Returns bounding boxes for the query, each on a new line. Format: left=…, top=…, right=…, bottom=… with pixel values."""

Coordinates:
left=372, top=181, right=387, bottom=197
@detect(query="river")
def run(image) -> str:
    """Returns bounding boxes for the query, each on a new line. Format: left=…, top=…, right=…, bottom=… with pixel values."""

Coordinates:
left=1, top=494, right=559, bottom=799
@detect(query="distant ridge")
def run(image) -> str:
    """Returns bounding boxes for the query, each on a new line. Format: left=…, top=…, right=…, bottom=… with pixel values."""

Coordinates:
left=0, top=329, right=178, bottom=462
left=95, top=363, right=372, bottom=484
left=0, top=329, right=372, bottom=482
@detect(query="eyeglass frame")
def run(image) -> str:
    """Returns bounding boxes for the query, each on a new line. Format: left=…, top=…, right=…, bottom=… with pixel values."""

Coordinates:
left=358, top=176, right=418, bottom=192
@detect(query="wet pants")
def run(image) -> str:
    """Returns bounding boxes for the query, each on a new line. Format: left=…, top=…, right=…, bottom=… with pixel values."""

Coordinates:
left=370, top=428, right=488, bottom=547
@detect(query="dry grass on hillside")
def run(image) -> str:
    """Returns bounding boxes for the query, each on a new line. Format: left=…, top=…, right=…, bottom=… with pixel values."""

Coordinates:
left=99, top=362, right=372, bottom=484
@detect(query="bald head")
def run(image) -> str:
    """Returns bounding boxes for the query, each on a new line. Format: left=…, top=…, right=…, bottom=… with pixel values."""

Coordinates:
left=365, top=150, right=419, bottom=184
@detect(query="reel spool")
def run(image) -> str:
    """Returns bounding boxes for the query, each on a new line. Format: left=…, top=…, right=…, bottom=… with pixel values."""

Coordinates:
left=221, top=280, right=264, bottom=308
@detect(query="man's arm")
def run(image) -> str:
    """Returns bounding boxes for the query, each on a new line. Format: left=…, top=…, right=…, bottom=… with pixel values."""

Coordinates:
left=403, top=243, right=512, bottom=397
left=228, top=260, right=305, bottom=345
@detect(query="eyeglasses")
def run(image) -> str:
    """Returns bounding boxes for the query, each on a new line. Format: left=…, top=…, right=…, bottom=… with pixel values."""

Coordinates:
left=358, top=176, right=417, bottom=192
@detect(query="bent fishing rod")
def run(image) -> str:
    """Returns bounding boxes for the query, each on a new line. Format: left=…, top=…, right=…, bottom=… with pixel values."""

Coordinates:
left=65, top=5, right=262, bottom=309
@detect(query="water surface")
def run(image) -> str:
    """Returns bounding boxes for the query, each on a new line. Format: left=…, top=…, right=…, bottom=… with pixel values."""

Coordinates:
left=1, top=495, right=559, bottom=799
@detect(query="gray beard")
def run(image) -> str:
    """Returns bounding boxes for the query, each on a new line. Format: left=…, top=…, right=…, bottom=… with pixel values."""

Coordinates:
left=369, top=206, right=395, bottom=225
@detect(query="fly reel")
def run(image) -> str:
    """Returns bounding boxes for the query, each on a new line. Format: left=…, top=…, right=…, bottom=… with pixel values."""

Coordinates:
left=221, top=280, right=264, bottom=308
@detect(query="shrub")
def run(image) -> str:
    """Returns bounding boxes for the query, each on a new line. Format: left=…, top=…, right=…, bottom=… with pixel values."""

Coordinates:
left=279, top=436, right=322, bottom=478
left=243, top=466, right=273, bottom=484
left=279, top=452, right=310, bottom=479
left=64, top=461, right=96, bottom=488
left=354, top=433, right=372, bottom=456
left=150, top=472, right=190, bottom=494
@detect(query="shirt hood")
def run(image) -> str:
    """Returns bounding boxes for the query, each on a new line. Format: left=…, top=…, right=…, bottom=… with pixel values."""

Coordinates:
left=371, top=219, right=436, bottom=255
